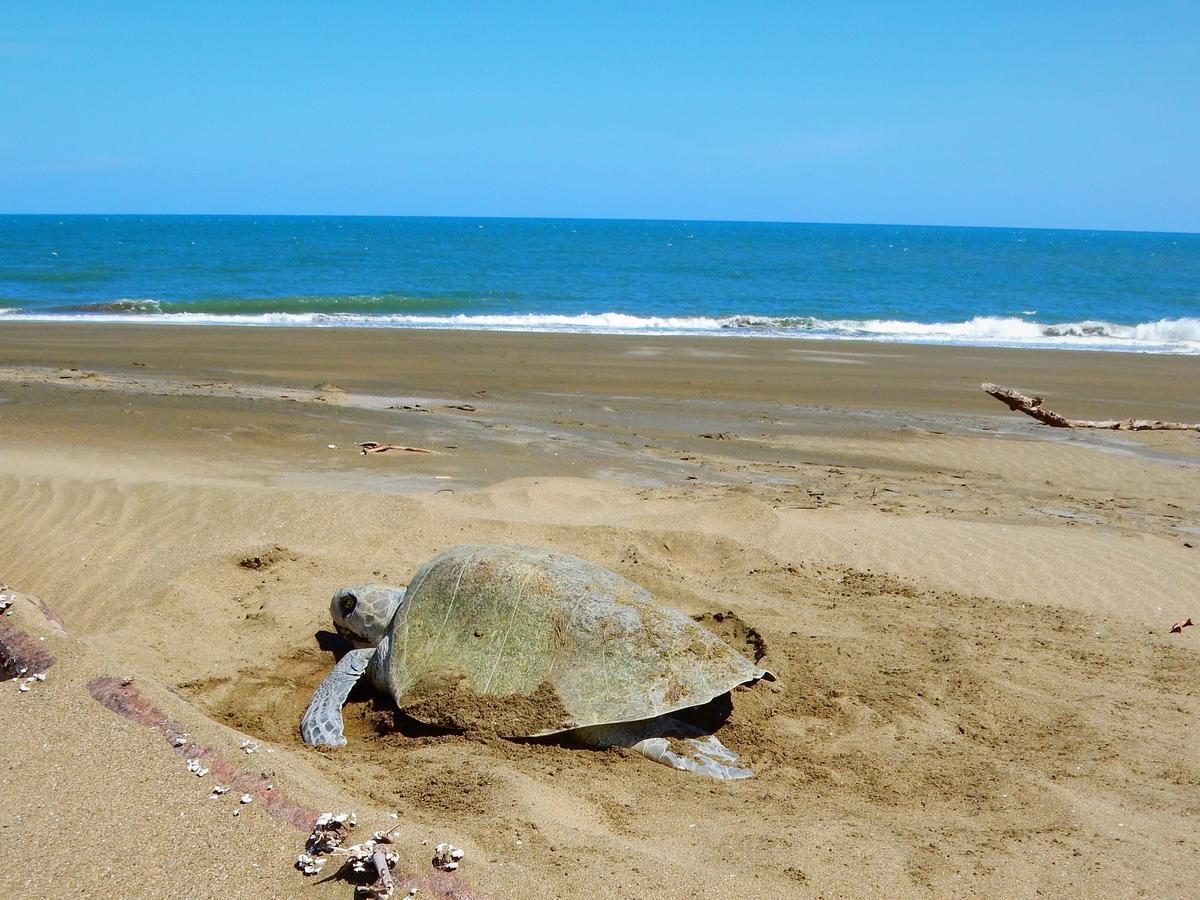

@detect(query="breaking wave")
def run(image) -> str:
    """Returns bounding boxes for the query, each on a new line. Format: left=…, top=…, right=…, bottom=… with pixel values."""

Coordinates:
left=1, top=307, right=1197, bottom=353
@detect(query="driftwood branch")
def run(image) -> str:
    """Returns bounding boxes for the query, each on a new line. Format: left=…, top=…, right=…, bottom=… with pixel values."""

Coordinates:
left=356, top=442, right=436, bottom=455
left=981, top=384, right=1200, bottom=432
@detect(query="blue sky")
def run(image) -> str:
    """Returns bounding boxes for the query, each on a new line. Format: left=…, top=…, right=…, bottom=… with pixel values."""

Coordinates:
left=2, top=2, right=1198, bottom=231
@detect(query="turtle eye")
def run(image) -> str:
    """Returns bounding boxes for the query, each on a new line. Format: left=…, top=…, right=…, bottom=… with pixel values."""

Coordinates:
left=339, top=592, right=358, bottom=616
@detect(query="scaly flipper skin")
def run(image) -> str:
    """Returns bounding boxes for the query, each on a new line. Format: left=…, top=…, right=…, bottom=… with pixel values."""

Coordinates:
left=633, top=734, right=753, bottom=780
left=573, top=715, right=754, bottom=780
left=301, top=648, right=374, bottom=747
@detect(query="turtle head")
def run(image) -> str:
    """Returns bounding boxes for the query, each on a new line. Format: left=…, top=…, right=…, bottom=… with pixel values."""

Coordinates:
left=330, top=584, right=405, bottom=648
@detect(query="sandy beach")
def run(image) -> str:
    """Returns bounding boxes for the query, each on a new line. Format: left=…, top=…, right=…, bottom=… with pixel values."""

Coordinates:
left=1, top=322, right=1197, bottom=899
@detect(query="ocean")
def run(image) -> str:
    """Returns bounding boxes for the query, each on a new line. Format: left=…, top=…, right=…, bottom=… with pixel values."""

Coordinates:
left=1, top=215, right=1198, bottom=353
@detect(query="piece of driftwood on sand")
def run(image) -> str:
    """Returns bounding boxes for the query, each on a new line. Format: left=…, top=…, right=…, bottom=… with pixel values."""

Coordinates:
left=981, top=384, right=1200, bottom=432
left=356, top=442, right=436, bottom=455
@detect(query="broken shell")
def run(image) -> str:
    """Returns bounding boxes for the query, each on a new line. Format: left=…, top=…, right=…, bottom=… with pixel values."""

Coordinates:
left=239, top=794, right=253, bottom=804
left=212, top=786, right=228, bottom=795
left=33, top=673, right=46, bottom=682
left=432, top=842, right=465, bottom=870
left=232, top=809, right=240, bottom=817
left=18, top=683, right=30, bottom=692
left=296, top=852, right=328, bottom=876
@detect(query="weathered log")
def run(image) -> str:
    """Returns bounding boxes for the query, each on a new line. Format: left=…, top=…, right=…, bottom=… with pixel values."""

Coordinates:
left=981, top=384, right=1200, bottom=431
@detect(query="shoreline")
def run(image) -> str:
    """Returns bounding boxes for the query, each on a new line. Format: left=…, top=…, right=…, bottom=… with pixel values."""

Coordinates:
left=2, top=315, right=1198, bottom=355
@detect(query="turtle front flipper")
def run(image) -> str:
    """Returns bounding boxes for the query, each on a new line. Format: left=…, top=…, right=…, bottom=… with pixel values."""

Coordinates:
left=301, top=648, right=375, bottom=747
left=573, top=716, right=754, bottom=780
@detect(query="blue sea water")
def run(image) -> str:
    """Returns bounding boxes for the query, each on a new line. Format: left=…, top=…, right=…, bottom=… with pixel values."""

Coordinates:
left=1, top=215, right=1198, bottom=353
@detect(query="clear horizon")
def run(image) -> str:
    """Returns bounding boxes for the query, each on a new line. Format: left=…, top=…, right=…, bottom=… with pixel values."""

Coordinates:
left=4, top=3, right=1198, bottom=232
left=3, top=211, right=1199, bottom=237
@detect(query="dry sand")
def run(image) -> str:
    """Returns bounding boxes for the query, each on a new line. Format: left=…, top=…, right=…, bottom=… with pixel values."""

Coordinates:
left=0, top=322, right=1197, bottom=898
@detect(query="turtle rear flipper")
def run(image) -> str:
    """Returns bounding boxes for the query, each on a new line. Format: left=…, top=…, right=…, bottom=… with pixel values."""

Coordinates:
left=301, top=648, right=374, bottom=747
left=637, top=733, right=754, bottom=780
left=573, top=716, right=754, bottom=780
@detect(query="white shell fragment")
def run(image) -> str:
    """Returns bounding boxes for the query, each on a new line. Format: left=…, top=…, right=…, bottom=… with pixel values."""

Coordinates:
left=173, top=734, right=189, bottom=747
left=295, top=852, right=327, bottom=875
left=212, top=786, right=228, bottom=795
left=240, top=739, right=261, bottom=755
left=13, top=665, right=47, bottom=694
left=432, top=842, right=465, bottom=870
left=239, top=794, right=253, bottom=804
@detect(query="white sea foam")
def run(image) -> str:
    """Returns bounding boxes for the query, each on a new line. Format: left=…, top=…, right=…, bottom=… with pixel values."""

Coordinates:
left=2, top=309, right=1198, bottom=354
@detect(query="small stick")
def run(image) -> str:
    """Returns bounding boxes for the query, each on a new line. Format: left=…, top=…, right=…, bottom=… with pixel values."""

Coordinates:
left=356, top=442, right=436, bottom=455
left=981, top=384, right=1200, bottom=431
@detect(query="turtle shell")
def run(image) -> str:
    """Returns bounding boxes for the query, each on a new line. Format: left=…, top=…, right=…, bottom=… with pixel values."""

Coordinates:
left=383, top=544, right=770, bottom=736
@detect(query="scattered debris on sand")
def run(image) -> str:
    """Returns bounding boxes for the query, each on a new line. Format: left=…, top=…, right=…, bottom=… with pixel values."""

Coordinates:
left=237, top=547, right=293, bottom=571
left=0, top=595, right=61, bottom=679
left=1170, top=617, right=1194, bottom=634
left=87, top=676, right=318, bottom=830
left=16, top=671, right=47, bottom=692
left=298, top=813, right=404, bottom=897
left=431, top=843, right=465, bottom=871
left=698, top=431, right=738, bottom=440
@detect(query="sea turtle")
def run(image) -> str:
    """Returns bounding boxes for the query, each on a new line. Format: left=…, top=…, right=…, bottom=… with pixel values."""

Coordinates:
left=301, top=544, right=773, bottom=779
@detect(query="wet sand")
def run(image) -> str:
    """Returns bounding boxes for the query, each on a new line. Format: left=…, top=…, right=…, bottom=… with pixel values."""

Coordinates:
left=1, top=322, right=1198, bottom=898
